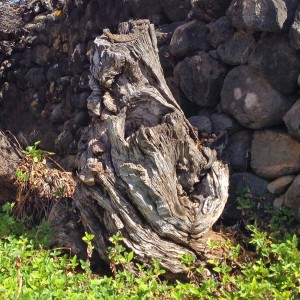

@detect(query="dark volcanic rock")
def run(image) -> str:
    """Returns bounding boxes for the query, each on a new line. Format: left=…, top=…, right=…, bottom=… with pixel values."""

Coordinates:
left=31, top=44, right=51, bottom=66
left=169, top=21, right=210, bottom=57
left=206, top=16, right=235, bottom=48
left=227, top=0, right=287, bottom=32
left=283, top=99, right=300, bottom=141
left=191, top=0, right=232, bottom=19
left=210, top=113, right=242, bottom=135
left=224, top=172, right=272, bottom=220
left=249, top=33, right=300, bottom=94
left=221, top=65, right=295, bottom=129
left=226, top=130, right=252, bottom=172
left=174, top=52, right=227, bottom=107
left=251, top=129, right=300, bottom=179
left=188, top=114, right=212, bottom=135
left=217, top=32, right=255, bottom=65
left=289, top=4, right=300, bottom=49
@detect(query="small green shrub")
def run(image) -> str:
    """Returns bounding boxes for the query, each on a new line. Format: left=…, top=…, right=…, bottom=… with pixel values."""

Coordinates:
left=1, top=200, right=300, bottom=299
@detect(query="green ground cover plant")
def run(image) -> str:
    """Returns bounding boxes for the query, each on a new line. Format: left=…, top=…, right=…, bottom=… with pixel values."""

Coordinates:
left=1, top=192, right=300, bottom=299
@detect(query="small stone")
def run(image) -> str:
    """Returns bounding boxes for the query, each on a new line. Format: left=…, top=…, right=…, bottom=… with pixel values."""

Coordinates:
left=251, top=130, right=300, bottom=179
left=169, top=21, right=210, bottom=57
left=273, top=197, right=284, bottom=208
left=267, top=175, right=296, bottom=194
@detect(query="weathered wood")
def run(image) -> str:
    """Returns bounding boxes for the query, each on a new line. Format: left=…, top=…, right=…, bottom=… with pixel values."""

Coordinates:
left=73, top=19, right=229, bottom=273
left=0, top=6, right=23, bottom=39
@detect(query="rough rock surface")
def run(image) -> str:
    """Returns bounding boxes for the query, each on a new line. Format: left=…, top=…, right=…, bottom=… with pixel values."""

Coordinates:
left=169, top=21, right=210, bottom=57
left=251, top=130, right=300, bottom=179
left=224, top=172, right=272, bottom=220
left=188, top=115, right=212, bottom=135
left=281, top=174, right=300, bottom=220
left=191, top=0, right=232, bottom=20
left=225, top=130, right=252, bottom=172
left=249, top=33, right=300, bottom=94
left=217, top=32, right=255, bottom=65
left=290, top=4, right=300, bottom=49
left=210, top=113, right=242, bottom=135
left=283, top=99, right=300, bottom=141
left=226, top=0, right=288, bottom=32
left=206, top=16, right=234, bottom=48
left=267, top=175, right=296, bottom=194
left=221, top=66, right=295, bottom=129
left=174, top=52, right=227, bottom=107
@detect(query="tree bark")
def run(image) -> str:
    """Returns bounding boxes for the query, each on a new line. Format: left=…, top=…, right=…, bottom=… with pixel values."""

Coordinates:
left=73, top=19, right=229, bottom=273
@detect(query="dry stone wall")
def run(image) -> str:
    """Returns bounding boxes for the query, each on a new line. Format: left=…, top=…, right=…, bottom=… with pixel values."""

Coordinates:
left=1, top=0, right=300, bottom=220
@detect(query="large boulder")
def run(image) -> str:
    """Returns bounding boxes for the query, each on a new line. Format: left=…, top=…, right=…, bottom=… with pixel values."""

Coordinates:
left=217, top=32, right=255, bottom=65
left=174, top=52, right=227, bottom=107
left=221, top=65, right=295, bottom=129
left=169, top=21, right=210, bottom=57
left=249, top=33, right=300, bottom=94
left=226, top=0, right=287, bottom=32
left=251, top=130, right=300, bottom=179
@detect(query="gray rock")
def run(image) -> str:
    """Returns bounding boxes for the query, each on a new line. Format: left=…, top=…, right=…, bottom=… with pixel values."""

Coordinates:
left=226, top=130, right=252, bottom=172
left=251, top=129, right=300, bottom=179
left=156, top=22, right=185, bottom=46
left=166, top=77, right=199, bottom=116
left=226, top=0, right=287, bottom=32
left=210, top=113, right=242, bottom=135
left=206, top=16, right=235, bottom=48
left=169, top=21, right=210, bottom=57
left=161, top=0, right=191, bottom=22
left=249, top=33, right=300, bottom=94
left=221, top=65, right=295, bottom=129
left=31, top=44, right=50, bottom=66
left=267, top=175, right=296, bottom=194
left=217, top=32, right=255, bottom=65
left=283, top=0, right=300, bottom=30
left=74, top=92, right=89, bottom=110
left=191, top=0, right=232, bottom=19
left=174, top=52, right=227, bottom=107
left=281, top=174, right=300, bottom=220
left=188, top=114, right=212, bottom=135
left=224, top=172, right=272, bottom=220
left=47, top=64, right=62, bottom=82
left=283, top=99, right=300, bottom=141
left=290, top=5, right=300, bottom=49
left=25, top=68, right=46, bottom=89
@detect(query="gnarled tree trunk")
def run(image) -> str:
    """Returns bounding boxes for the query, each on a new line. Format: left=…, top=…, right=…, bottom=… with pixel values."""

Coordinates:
left=73, top=19, right=229, bottom=273
left=0, top=19, right=229, bottom=274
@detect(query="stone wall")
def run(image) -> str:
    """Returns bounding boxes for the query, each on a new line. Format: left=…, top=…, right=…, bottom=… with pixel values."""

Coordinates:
left=1, top=0, right=300, bottom=220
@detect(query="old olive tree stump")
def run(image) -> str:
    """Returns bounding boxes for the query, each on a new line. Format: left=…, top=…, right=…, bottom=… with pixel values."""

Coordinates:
left=73, top=19, right=229, bottom=273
